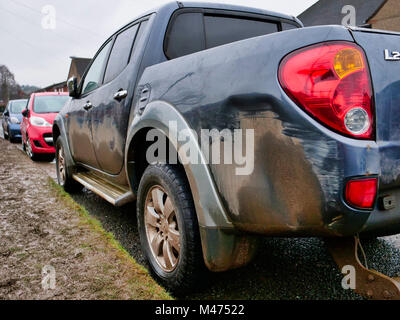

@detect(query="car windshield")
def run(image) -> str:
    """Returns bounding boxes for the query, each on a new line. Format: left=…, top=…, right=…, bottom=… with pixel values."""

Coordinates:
left=33, top=95, right=69, bottom=114
left=10, top=100, right=27, bottom=114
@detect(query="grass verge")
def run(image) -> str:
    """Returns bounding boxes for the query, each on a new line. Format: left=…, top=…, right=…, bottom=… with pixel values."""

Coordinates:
left=48, top=178, right=172, bottom=300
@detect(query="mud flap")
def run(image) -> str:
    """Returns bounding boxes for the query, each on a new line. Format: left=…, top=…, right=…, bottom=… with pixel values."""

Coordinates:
left=325, top=236, right=400, bottom=300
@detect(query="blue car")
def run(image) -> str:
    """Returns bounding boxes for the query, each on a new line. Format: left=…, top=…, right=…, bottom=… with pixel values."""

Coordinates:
left=2, top=99, right=27, bottom=142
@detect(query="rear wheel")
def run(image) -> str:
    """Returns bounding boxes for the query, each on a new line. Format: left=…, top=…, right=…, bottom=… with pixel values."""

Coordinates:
left=137, top=163, right=204, bottom=295
left=55, top=136, right=82, bottom=192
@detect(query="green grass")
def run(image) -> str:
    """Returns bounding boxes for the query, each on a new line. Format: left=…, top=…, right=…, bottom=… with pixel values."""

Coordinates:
left=48, top=178, right=172, bottom=300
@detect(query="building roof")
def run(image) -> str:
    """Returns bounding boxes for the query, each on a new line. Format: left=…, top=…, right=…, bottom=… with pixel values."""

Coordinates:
left=34, top=80, right=67, bottom=93
left=69, top=56, right=91, bottom=78
left=298, top=0, right=387, bottom=27
left=42, top=80, right=66, bottom=89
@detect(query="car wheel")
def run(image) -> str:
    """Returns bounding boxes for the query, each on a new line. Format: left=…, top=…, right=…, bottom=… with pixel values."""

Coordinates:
left=8, top=129, right=14, bottom=143
left=26, top=136, right=38, bottom=161
left=3, top=128, right=8, bottom=140
left=137, top=163, right=204, bottom=295
left=55, top=136, right=82, bottom=192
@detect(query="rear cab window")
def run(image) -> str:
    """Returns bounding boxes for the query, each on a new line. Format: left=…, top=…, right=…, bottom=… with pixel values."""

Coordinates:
left=282, top=22, right=298, bottom=31
left=164, top=9, right=300, bottom=59
left=204, top=15, right=278, bottom=48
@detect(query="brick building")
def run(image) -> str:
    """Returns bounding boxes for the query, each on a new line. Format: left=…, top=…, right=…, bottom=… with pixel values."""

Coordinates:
left=67, top=56, right=91, bottom=84
left=37, top=56, right=91, bottom=93
left=39, top=80, right=68, bottom=93
left=298, top=0, right=400, bottom=32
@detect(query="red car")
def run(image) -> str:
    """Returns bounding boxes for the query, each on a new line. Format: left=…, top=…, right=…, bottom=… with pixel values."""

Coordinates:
left=21, top=92, right=69, bottom=160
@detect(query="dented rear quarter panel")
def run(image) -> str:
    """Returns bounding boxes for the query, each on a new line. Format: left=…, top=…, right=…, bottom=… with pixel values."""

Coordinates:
left=135, top=25, right=392, bottom=237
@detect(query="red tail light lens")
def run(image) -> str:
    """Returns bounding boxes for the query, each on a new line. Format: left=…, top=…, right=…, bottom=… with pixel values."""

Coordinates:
left=279, top=42, right=374, bottom=139
left=345, top=178, right=377, bottom=209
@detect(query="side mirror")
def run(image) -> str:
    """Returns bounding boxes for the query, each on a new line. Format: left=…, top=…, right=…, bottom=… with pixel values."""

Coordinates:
left=22, top=109, right=29, bottom=118
left=3, top=111, right=9, bottom=117
left=67, top=77, right=79, bottom=98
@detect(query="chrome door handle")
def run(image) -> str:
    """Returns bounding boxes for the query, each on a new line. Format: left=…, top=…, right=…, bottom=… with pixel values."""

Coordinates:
left=113, top=89, right=128, bottom=101
left=83, top=101, right=93, bottom=111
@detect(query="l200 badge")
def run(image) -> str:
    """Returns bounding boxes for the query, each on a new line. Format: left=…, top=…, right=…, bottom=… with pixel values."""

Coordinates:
left=384, top=49, right=400, bottom=61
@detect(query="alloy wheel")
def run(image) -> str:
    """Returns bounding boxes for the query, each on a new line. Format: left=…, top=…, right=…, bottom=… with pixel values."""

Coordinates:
left=144, top=185, right=180, bottom=272
left=26, top=138, right=33, bottom=158
left=57, top=146, right=66, bottom=184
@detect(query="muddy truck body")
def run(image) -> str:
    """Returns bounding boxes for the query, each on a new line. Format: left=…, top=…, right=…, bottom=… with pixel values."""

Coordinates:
left=53, top=2, right=400, bottom=296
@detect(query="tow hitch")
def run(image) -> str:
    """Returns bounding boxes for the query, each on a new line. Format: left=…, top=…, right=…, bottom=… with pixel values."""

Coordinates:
left=325, top=236, right=400, bottom=300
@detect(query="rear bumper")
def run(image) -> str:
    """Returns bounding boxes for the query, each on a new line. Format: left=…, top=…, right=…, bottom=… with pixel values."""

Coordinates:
left=359, top=142, right=400, bottom=237
left=326, top=140, right=400, bottom=237
left=27, top=125, right=55, bottom=154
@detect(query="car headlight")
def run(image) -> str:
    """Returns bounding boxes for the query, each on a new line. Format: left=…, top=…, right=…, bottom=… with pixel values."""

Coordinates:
left=30, top=116, right=52, bottom=127
left=10, top=116, right=20, bottom=124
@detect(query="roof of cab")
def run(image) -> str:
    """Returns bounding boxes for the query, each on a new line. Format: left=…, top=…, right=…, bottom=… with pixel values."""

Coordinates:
left=122, top=1, right=301, bottom=29
left=178, top=1, right=299, bottom=22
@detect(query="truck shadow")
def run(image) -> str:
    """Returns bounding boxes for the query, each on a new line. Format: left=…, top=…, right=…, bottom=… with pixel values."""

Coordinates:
left=71, top=189, right=400, bottom=300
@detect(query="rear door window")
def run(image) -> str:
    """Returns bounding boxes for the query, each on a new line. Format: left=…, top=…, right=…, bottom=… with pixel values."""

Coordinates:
left=103, top=23, right=139, bottom=83
left=129, top=20, right=148, bottom=61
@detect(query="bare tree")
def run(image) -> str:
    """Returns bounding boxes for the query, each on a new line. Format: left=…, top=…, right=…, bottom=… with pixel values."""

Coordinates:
left=0, top=65, right=24, bottom=104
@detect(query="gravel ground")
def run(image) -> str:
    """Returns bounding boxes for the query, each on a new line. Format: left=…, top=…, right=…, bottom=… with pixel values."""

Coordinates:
left=4, top=126, right=400, bottom=299
left=0, top=137, right=170, bottom=300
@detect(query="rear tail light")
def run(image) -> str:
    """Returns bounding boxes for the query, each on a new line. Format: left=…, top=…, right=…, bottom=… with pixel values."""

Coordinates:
left=279, top=41, right=374, bottom=139
left=345, top=178, right=377, bottom=210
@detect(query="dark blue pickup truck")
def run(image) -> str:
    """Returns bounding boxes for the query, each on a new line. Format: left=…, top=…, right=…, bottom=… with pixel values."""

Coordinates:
left=53, top=2, right=400, bottom=297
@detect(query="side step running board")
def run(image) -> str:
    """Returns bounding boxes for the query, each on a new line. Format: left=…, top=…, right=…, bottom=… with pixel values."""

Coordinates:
left=72, top=172, right=135, bottom=207
left=325, top=236, right=400, bottom=300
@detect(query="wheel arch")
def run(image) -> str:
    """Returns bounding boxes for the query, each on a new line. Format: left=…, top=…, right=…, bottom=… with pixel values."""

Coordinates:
left=125, top=100, right=258, bottom=272
left=52, top=115, right=75, bottom=168
left=52, top=123, right=61, bottom=143
left=125, top=100, right=232, bottom=229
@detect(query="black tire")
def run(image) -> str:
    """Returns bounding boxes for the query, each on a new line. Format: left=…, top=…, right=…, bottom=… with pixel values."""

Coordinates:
left=55, top=136, right=82, bottom=193
left=8, top=129, right=15, bottom=143
left=137, top=163, right=204, bottom=295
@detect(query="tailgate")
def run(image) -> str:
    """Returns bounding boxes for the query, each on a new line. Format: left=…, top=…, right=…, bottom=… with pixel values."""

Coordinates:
left=352, top=28, right=400, bottom=188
